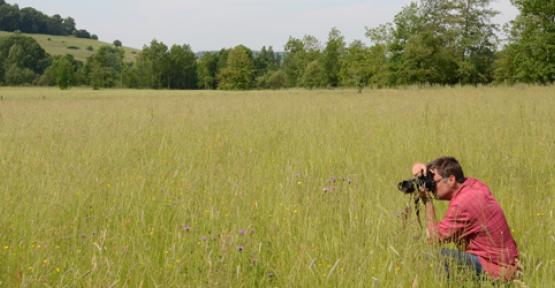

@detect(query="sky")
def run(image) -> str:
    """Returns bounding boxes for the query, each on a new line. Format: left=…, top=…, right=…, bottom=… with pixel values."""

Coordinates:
left=11, top=0, right=519, bottom=51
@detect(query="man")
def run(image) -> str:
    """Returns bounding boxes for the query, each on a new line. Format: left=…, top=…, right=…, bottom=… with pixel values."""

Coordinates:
left=411, top=156, right=519, bottom=281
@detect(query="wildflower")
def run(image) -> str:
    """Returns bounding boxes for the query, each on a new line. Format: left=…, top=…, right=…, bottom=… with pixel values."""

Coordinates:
left=183, top=225, right=191, bottom=232
left=200, top=236, right=208, bottom=242
left=237, top=245, right=244, bottom=252
left=239, top=229, right=246, bottom=236
left=55, top=267, right=61, bottom=273
left=328, top=177, right=336, bottom=183
left=297, top=181, right=303, bottom=185
left=3, top=245, right=8, bottom=250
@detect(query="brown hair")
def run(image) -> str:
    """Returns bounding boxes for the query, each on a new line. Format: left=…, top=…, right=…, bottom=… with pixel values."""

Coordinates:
left=427, top=156, right=465, bottom=183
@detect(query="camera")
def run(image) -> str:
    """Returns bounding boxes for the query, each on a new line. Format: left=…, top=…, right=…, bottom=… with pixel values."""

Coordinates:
left=397, top=172, right=436, bottom=194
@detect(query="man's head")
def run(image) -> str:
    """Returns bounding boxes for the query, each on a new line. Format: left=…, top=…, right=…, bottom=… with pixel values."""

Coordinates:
left=427, top=157, right=465, bottom=200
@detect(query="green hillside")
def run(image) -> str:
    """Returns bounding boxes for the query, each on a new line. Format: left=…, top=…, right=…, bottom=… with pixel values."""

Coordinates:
left=0, top=31, right=140, bottom=63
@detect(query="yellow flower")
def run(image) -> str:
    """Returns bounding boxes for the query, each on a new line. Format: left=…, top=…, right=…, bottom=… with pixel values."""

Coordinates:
left=3, top=245, right=8, bottom=250
left=55, top=267, right=61, bottom=273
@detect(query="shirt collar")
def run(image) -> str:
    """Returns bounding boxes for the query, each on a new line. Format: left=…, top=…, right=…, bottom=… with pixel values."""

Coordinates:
left=452, top=177, right=471, bottom=199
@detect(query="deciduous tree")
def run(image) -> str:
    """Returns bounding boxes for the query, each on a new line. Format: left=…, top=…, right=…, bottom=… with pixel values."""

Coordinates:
left=167, top=44, right=197, bottom=89
left=86, top=46, right=124, bottom=89
left=323, top=27, right=345, bottom=87
left=218, top=45, right=255, bottom=90
left=0, top=34, right=50, bottom=85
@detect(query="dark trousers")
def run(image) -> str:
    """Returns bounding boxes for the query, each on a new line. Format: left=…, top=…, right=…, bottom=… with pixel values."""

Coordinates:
left=441, top=248, right=483, bottom=280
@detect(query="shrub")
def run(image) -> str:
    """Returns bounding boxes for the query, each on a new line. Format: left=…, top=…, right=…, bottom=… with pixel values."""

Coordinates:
left=4, top=65, right=37, bottom=85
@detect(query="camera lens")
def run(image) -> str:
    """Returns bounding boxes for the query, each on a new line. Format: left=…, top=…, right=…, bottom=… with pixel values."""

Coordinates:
left=398, top=180, right=415, bottom=193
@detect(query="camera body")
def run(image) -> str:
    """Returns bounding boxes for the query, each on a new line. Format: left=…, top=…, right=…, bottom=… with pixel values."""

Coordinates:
left=397, top=172, right=436, bottom=194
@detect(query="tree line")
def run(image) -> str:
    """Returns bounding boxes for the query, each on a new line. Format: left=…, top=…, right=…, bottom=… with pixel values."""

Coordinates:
left=0, top=0, right=553, bottom=90
left=0, top=0, right=96, bottom=39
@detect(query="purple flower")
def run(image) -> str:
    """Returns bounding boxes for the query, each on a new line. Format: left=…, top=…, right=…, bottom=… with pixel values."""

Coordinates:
left=237, top=245, right=244, bottom=252
left=200, top=236, right=208, bottom=242
left=183, top=225, right=191, bottom=232
left=239, top=229, right=246, bottom=236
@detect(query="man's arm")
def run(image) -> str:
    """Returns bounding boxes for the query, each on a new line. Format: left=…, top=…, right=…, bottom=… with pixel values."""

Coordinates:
left=411, top=162, right=441, bottom=243
left=422, top=195, right=468, bottom=244
left=422, top=196, right=441, bottom=243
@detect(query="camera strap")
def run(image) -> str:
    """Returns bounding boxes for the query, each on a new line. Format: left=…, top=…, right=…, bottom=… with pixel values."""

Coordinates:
left=413, top=194, right=423, bottom=228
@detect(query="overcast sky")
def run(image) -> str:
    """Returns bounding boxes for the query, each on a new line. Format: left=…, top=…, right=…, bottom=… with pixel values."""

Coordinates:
left=12, top=0, right=518, bottom=51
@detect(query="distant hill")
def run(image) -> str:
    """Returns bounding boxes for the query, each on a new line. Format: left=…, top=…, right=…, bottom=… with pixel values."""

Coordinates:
left=0, top=31, right=140, bottom=62
left=0, top=0, right=95, bottom=39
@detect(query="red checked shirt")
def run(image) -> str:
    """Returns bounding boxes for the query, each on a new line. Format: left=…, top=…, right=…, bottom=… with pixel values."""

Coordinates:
left=434, top=177, right=519, bottom=280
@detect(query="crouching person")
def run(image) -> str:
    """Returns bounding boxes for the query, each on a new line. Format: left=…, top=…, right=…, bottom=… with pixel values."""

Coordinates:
left=412, top=157, right=520, bottom=282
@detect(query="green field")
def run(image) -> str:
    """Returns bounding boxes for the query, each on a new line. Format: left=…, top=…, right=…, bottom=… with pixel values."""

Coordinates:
left=0, top=87, right=553, bottom=287
left=0, top=31, right=140, bottom=63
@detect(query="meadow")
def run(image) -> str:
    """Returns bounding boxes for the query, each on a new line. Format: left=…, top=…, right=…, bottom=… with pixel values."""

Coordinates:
left=0, top=86, right=553, bottom=287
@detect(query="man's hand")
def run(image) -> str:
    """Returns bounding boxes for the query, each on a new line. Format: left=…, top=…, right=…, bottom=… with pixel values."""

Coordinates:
left=411, top=162, right=431, bottom=202
left=411, top=162, right=427, bottom=177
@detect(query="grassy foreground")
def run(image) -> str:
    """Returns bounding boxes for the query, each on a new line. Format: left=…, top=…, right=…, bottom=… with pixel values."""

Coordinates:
left=0, top=87, right=553, bottom=287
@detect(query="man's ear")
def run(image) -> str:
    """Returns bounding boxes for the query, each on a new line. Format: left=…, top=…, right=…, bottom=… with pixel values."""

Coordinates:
left=448, top=175, right=457, bottom=185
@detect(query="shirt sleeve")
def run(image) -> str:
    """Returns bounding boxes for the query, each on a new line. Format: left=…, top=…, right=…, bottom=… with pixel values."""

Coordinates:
left=435, top=203, right=472, bottom=243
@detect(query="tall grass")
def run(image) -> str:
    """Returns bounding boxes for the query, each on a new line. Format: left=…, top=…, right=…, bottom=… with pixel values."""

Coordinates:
left=0, top=86, right=553, bottom=287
